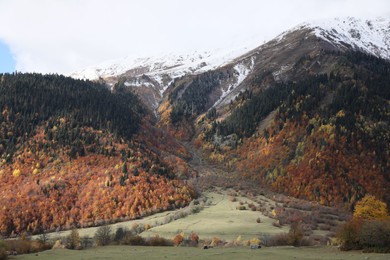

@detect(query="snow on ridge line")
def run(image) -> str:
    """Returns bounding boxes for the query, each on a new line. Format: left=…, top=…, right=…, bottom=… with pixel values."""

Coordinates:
left=307, top=17, right=390, bottom=60
left=273, top=16, right=390, bottom=60
left=71, top=16, right=390, bottom=82
left=70, top=39, right=263, bottom=81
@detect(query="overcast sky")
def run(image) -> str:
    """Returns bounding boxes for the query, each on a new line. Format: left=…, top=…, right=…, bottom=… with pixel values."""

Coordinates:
left=0, top=0, right=389, bottom=74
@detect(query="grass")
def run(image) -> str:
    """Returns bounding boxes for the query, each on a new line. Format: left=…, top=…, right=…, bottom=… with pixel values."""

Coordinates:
left=30, top=205, right=195, bottom=241
left=142, top=190, right=288, bottom=241
left=13, top=246, right=390, bottom=260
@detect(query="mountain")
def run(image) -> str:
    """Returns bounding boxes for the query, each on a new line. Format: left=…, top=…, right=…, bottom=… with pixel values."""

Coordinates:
left=71, top=17, right=389, bottom=115
left=0, top=73, right=195, bottom=237
left=70, top=17, right=390, bottom=210
left=157, top=17, right=390, bottom=208
left=70, top=46, right=260, bottom=112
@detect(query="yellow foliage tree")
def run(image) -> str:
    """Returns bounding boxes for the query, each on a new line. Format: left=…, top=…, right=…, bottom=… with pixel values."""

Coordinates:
left=353, top=195, right=388, bottom=220
left=13, top=168, right=21, bottom=177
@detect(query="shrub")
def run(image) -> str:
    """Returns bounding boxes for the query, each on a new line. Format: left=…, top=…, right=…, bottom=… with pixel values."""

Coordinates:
left=36, top=232, right=49, bottom=245
left=81, top=236, right=93, bottom=248
left=3, top=239, right=47, bottom=254
left=272, top=220, right=282, bottom=228
left=268, top=222, right=308, bottom=247
left=229, top=197, right=237, bottom=202
left=359, top=219, right=390, bottom=252
left=0, top=241, right=7, bottom=260
left=173, top=233, right=184, bottom=246
left=256, top=217, right=261, bottom=223
left=336, top=219, right=363, bottom=250
left=147, top=235, right=173, bottom=246
left=288, top=222, right=304, bottom=246
left=249, top=237, right=261, bottom=246
left=335, top=218, right=390, bottom=252
left=211, top=237, right=224, bottom=247
left=188, top=232, right=199, bottom=247
left=268, top=233, right=290, bottom=246
left=353, top=195, right=388, bottom=220
left=114, top=227, right=127, bottom=242
left=66, top=229, right=81, bottom=249
left=94, top=225, right=112, bottom=246
left=122, top=235, right=145, bottom=246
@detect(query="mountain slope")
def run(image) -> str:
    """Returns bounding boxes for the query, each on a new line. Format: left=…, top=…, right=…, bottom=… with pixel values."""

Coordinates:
left=68, top=16, right=390, bottom=210
left=0, top=73, right=195, bottom=236
left=160, top=17, right=390, bottom=207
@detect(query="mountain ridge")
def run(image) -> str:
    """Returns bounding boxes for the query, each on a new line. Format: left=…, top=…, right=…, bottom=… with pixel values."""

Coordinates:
left=70, top=16, right=389, bottom=114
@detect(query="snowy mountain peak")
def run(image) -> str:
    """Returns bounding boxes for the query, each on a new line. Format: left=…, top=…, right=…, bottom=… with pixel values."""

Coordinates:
left=70, top=16, right=390, bottom=113
left=305, top=17, right=389, bottom=59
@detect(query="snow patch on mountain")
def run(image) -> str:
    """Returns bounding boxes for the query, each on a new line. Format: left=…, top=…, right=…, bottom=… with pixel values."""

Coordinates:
left=307, top=17, right=390, bottom=60
left=214, top=57, right=255, bottom=108
left=70, top=42, right=261, bottom=82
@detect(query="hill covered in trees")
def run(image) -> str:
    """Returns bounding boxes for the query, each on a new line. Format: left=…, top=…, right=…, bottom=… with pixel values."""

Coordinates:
left=198, top=51, right=389, bottom=208
left=0, top=73, right=195, bottom=237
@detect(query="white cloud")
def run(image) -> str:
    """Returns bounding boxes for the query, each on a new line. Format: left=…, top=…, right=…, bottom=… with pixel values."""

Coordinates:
left=0, top=0, right=389, bottom=74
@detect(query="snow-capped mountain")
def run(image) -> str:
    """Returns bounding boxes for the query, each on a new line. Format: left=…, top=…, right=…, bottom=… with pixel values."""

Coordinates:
left=71, top=48, right=258, bottom=82
left=70, top=45, right=260, bottom=111
left=71, top=17, right=389, bottom=113
left=296, top=17, right=389, bottom=59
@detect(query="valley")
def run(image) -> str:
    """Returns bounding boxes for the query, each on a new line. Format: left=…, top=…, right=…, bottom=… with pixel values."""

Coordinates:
left=0, top=15, right=389, bottom=258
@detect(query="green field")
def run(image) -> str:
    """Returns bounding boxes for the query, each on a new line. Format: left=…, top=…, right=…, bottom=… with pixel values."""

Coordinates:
left=142, top=191, right=288, bottom=241
left=13, top=246, right=390, bottom=260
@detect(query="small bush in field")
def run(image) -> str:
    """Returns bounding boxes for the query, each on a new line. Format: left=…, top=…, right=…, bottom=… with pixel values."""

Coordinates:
left=144, top=224, right=151, bottom=230
left=288, top=222, right=304, bottom=247
left=229, top=197, right=237, bottom=202
left=236, top=205, right=246, bottom=210
left=272, top=220, right=281, bottom=228
left=114, top=227, right=127, bottom=243
left=173, top=233, right=184, bottom=246
left=188, top=232, right=199, bottom=247
left=94, top=225, right=112, bottom=246
left=256, top=217, right=261, bottom=223
left=211, top=237, right=224, bottom=247
left=268, top=222, right=310, bottom=247
left=147, top=235, right=173, bottom=246
left=336, top=219, right=362, bottom=250
left=122, top=235, right=145, bottom=246
left=337, top=218, right=390, bottom=252
left=268, top=233, right=290, bottom=246
left=66, top=229, right=81, bottom=249
left=4, top=239, right=47, bottom=255
left=359, top=219, right=390, bottom=251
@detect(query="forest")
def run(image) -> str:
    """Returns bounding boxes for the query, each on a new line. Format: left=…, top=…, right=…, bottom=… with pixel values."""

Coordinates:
left=200, top=51, right=390, bottom=208
left=169, top=70, right=228, bottom=124
left=0, top=73, right=195, bottom=237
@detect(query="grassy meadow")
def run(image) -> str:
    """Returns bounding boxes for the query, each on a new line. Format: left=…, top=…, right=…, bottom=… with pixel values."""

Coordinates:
left=13, top=246, right=390, bottom=260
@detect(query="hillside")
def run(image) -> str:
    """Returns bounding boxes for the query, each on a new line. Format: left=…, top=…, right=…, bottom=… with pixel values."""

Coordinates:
left=201, top=51, right=389, bottom=208
left=68, top=17, right=390, bottom=209
left=0, top=73, right=195, bottom=237
left=156, top=18, right=390, bottom=208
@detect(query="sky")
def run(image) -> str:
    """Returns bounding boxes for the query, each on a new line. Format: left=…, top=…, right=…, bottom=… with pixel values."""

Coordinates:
left=0, top=0, right=389, bottom=74
left=0, top=41, right=15, bottom=73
